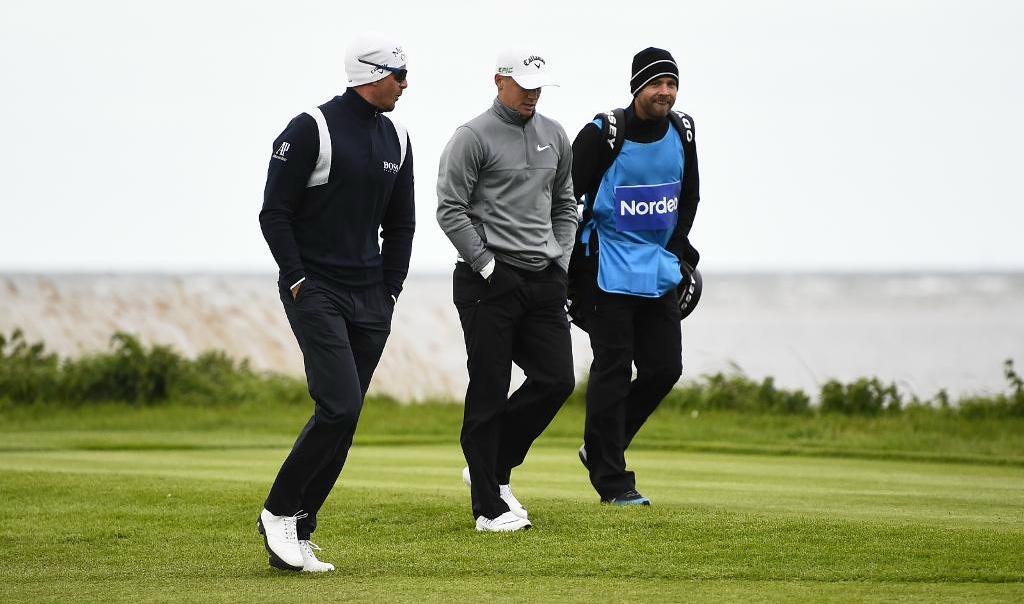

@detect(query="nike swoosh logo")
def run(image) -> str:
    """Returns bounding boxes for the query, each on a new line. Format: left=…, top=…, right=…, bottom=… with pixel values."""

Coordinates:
left=536, top=144, right=551, bottom=152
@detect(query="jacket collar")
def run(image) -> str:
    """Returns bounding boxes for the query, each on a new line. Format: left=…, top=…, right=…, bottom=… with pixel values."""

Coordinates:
left=339, top=88, right=381, bottom=120
left=491, top=97, right=530, bottom=126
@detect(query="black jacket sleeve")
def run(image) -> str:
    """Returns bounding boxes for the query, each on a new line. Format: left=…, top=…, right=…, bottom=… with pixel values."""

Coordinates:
left=668, top=117, right=700, bottom=268
left=259, top=114, right=317, bottom=287
left=570, top=121, right=608, bottom=202
left=380, top=137, right=415, bottom=298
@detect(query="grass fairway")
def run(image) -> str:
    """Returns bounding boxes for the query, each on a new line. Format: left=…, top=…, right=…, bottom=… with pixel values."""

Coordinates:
left=1, top=403, right=1023, bottom=602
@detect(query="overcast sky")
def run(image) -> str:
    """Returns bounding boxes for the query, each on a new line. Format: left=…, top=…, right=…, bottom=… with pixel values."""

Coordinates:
left=1, top=0, right=1022, bottom=273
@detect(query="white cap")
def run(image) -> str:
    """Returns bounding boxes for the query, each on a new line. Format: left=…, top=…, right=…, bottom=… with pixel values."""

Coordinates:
left=494, top=48, right=558, bottom=89
left=345, top=33, right=407, bottom=87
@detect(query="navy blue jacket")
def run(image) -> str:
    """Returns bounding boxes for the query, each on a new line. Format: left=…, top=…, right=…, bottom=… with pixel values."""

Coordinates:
left=260, top=89, right=415, bottom=297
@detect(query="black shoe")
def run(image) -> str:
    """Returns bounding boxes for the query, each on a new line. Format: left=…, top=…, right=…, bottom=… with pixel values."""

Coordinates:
left=601, top=489, right=651, bottom=506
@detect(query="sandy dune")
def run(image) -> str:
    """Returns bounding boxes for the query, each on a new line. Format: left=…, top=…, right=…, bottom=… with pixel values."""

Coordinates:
left=0, top=274, right=590, bottom=401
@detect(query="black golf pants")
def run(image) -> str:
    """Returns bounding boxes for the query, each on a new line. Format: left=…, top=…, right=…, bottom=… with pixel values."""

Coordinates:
left=454, top=261, right=575, bottom=520
left=264, top=277, right=392, bottom=539
left=583, top=285, right=682, bottom=500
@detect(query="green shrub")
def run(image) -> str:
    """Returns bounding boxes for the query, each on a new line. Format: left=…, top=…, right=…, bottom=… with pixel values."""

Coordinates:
left=0, top=329, right=306, bottom=406
left=1006, top=359, right=1024, bottom=415
left=572, top=370, right=812, bottom=415
left=0, top=329, right=61, bottom=403
left=820, top=377, right=903, bottom=416
left=57, top=333, right=183, bottom=403
left=955, top=360, right=1024, bottom=419
left=1, top=328, right=1021, bottom=419
left=667, top=372, right=811, bottom=414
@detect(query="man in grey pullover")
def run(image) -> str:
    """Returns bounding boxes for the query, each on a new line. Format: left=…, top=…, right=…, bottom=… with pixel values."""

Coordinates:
left=437, top=48, right=577, bottom=532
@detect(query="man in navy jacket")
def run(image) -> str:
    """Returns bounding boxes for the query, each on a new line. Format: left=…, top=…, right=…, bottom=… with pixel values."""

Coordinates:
left=256, top=33, right=414, bottom=573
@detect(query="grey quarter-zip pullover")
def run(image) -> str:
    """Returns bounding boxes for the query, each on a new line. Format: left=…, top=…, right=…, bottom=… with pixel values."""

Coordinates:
left=436, top=98, right=577, bottom=272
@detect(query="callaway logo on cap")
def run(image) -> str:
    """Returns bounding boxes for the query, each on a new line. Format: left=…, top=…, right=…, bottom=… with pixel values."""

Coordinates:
left=494, top=48, right=559, bottom=89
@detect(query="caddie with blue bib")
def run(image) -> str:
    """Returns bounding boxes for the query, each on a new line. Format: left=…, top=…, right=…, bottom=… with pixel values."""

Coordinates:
left=568, top=47, right=701, bottom=506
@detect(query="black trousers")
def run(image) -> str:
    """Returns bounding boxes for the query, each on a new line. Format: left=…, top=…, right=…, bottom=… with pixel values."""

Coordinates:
left=453, top=261, right=575, bottom=519
left=264, top=277, right=393, bottom=539
left=583, top=283, right=682, bottom=499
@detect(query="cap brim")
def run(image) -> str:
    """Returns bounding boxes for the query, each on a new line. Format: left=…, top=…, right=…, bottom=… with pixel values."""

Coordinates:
left=511, top=73, right=559, bottom=89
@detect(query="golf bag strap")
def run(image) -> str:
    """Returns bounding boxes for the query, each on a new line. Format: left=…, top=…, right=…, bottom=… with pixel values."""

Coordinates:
left=580, top=108, right=626, bottom=238
left=668, top=110, right=695, bottom=151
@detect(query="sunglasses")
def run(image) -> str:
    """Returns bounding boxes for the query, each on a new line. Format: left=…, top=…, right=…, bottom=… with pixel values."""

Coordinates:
left=357, top=58, right=408, bottom=83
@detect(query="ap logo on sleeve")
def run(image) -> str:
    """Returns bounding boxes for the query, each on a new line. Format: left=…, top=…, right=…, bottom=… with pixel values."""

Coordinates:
left=613, top=181, right=681, bottom=231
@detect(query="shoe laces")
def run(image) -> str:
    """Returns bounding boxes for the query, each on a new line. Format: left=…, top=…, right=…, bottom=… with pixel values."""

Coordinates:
left=282, top=510, right=308, bottom=542
left=299, top=540, right=322, bottom=559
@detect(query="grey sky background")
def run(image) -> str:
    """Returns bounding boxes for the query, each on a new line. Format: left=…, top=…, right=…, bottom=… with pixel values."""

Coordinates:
left=1, top=0, right=1022, bottom=273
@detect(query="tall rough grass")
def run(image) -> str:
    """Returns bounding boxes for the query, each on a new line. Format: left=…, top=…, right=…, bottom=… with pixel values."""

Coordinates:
left=565, top=362, right=1024, bottom=418
left=1, top=329, right=1022, bottom=417
left=0, top=329, right=306, bottom=406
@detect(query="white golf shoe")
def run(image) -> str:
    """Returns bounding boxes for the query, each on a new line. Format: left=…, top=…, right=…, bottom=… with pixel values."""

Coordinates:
left=498, top=485, right=528, bottom=520
left=475, top=511, right=532, bottom=532
left=257, top=508, right=306, bottom=571
left=462, top=466, right=528, bottom=520
left=299, top=540, right=335, bottom=573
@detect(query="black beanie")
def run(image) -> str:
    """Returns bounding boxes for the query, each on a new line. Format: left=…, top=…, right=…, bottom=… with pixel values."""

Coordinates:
left=630, top=47, right=679, bottom=95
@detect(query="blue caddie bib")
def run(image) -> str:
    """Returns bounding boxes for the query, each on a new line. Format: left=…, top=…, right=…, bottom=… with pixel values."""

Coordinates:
left=582, top=121, right=685, bottom=297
